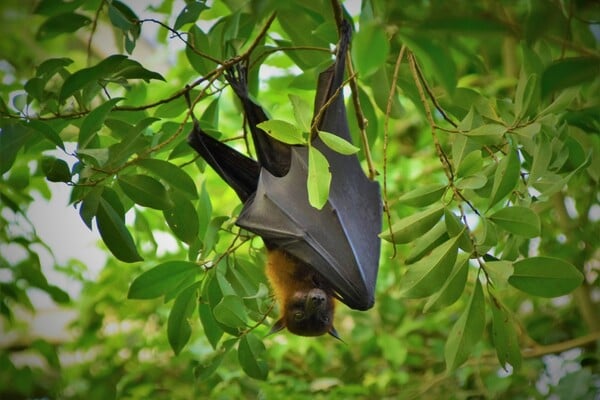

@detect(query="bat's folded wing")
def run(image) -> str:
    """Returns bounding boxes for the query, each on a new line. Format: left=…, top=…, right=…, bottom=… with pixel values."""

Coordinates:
left=236, top=147, right=381, bottom=310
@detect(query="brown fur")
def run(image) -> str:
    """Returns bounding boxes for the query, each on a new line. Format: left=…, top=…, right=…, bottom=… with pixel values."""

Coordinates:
left=266, top=248, right=337, bottom=337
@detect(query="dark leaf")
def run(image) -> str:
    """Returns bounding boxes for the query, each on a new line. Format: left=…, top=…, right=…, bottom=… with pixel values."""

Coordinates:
left=96, top=198, right=142, bottom=262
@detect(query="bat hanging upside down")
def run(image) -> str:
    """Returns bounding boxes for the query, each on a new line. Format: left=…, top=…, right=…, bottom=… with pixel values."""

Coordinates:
left=187, top=20, right=382, bottom=338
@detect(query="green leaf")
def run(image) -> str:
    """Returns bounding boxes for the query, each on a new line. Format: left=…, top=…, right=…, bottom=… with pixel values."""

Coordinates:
left=199, top=302, right=224, bottom=350
left=256, top=120, right=305, bottom=145
left=488, top=206, right=540, bottom=238
left=128, top=261, right=199, bottom=299
left=60, top=55, right=128, bottom=102
left=398, top=184, right=447, bottom=208
left=541, top=57, right=600, bottom=98
left=424, top=252, right=470, bottom=312
left=400, top=34, right=456, bottom=94
left=36, top=57, right=73, bottom=78
left=40, top=157, right=71, bottom=183
left=0, top=123, right=34, bottom=174
left=405, top=220, right=449, bottom=264
left=368, top=66, right=404, bottom=118
left=114, top=59, right=165, bottom=82
left=137, top=158, right=198, bottom=198
left=168, top=283, right=199, bottom=355
left=508, top=257, right=583, bottom=297
left=118, top=174, right=174, bottom=210
left=163, top=197, right=200, bottom=244
left=108, top=0, right=137, bottom=31
left=307, top=146, right=331, bottom=209
left=488, top=148, right=520, bottom=209
left=456, top=150, right=483, bottom=178
left=186, top=25, right=213, bottom=75
left=380, top=204, right=444, bottom=243
left=213, top=295, right=248, bottom=329
left=445, top=279, right=485, bottom=371
left=318, top=131, right=359, bottom=155
left=399, top=234, right=461, bottom=298
left=514, top=72, right=538, bottom=119
left=96, top=198, right=143, bottom=263
left=444, top=209, right=473, bottom=252
left=490, top=295, right=522, bottom=370
left=26, top=119, right=65, bottom=150
left=464, top=123, right=506, bottom=145
left=455, top=174, right=487, bottom=190
left=194, top=339, right=236, bottom=380
left=78, top=98, right=123, bottom=149
left=34, top=0, right=85, bottom=16
left=174, top=1, right=208, bottom=30
left=352, top=21, right=390, bottom=78
left=36, top=12, right=91, bottom=40
left=289, top=94, right=312, bottom=132
left=79, top=186, right=103, bottom=229
left=238, top=333, right=268, bottom=380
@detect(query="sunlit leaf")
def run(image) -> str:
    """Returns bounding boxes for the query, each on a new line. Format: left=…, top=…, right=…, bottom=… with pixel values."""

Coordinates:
left=307, top=146, right=331, bottom=209
left=352, top=21, right=389, bottom=78
left=128, top=261, right=199, bottom=299
left=289, top=94, right=312, bottom=132
left=318, top=131, right=359, bottom=155
left=257, top=120, right=306, bottom=145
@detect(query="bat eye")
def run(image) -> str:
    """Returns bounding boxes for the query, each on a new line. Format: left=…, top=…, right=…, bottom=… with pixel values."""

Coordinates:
left=294, top=311, right=304, bottom=321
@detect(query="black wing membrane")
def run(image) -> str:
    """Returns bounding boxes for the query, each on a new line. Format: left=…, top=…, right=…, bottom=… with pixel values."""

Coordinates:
left=224, top=67, right=291, bottom=177
left=187, top=118, right=260, bottom=203
left=235, top=21, right=382, bottom=310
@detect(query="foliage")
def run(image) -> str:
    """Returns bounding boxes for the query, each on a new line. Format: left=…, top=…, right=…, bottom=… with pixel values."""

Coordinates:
left=1, top=0, right=599, bottom=398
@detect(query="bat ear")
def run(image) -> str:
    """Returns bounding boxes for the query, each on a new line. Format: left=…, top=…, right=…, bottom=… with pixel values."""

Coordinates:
left=328, top=326, right=344, bottom=342
left=267, top=318, right=286, bottom=336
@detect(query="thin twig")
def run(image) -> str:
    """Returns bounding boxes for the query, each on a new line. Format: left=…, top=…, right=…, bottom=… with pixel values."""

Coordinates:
left=138, top=18, right=223, bottom=65
left=346, top=59, right=377, bottom=180
left=523, top=331, right=600, bottom=358
left=382, top=46, right=406, bottom=258
left=411, top=57, right=457, bottom=128
left=310, top=73, right=356, bottom=136
left=86, top=0, right=105, bottom=66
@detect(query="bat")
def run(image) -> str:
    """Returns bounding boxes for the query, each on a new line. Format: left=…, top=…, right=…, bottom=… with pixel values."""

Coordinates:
left=187, top=20, right=382, bottom=337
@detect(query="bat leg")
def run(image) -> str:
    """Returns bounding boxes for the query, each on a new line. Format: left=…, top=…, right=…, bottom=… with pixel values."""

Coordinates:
left=185, top=91, right=260, bottom=202
left=224, top=66, right=291, bottom=177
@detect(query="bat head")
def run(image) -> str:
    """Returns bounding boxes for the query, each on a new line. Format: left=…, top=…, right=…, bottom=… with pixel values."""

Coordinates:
left=265, top=248, right=340, bottom=338
left=272, top=287, right=337, bottom=337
